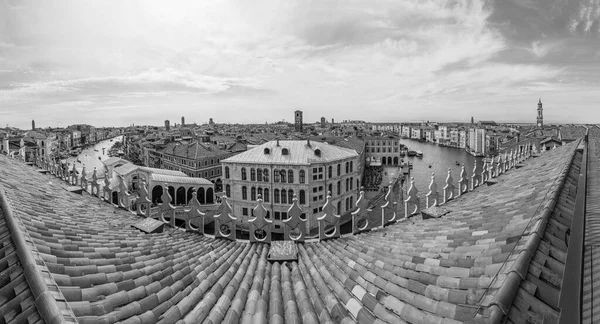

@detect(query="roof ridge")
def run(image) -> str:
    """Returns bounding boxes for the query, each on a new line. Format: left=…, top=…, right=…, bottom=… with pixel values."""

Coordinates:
left=0, top=184, right=79, bottom=324
left=482, top=139, right=581, bottom=323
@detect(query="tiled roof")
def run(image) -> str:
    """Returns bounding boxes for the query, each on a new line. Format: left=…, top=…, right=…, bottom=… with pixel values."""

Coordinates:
left=559, top=125, right=586, bottom=141
left=162, top=142, right=229, bottom=159
left=102, top=157, right=129, bottom=167
left=0, top=206, right=45, bottom=323
left=505, top=147, right=582, bottom=323
left=223, top=140, right=358, bottom=165
left=310, top=136, right=366, bottom=155
left=113, top=163, right=140, bottom=176
left=137, top=167, right=186, bottom=177
left=150, top=174, right=213, bottom=186
left=0, top=140, right=581, bottom=324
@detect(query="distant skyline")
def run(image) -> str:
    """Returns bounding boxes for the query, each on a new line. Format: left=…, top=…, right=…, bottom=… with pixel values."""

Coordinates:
left=1, top=0, right=600, bottom=129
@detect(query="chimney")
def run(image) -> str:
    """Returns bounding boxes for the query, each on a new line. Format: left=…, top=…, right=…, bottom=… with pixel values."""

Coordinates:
left=276, top=139, right=280, bottom=146
left=307, top=139, right=311, bottom=147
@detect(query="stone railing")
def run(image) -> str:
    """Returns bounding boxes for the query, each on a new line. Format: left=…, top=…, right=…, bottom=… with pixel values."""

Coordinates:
left=26, top=143, right=537, bottom=243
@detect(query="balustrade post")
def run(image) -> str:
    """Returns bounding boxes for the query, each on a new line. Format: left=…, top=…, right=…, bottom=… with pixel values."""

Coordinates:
left=442, top=168, right=455, bottom=204
left=404, top=177, right=420, bottom=218
left=284, top=196, right=306, bottom=242
left=91, top=168, right=100, bottom=197
left=103, top=172, right=111, bottom=202
left=352, top=188, right=371, bottom=233
left=471, top=160, right=479, bottom=191
left=249, top=195, right=272, bottom=243
left=426, top=173, right=438, bottom=209
left=70, top=163, right=78, bottom=185
left=458, top=164, right=468, bottom=196
left=380, top=182, right=397, bottom=226
left=117, top=175, right=131, bottom=210
left=318, top=192, right=341, bottom=241
left=183, top=189, right=205, bottom=234
left=135, top=180, right=152, bottom=218
left=80, top=165, right=88, bottom=191
left=496, top=154, right=503, bottom=176
left=214, top=196, right=236, bottom=240
left=158, top=184, right=176, bottom=228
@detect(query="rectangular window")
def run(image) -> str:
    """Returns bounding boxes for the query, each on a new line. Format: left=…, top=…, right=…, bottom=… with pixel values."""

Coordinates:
left=313, top=196, right=318, bottom=202
left=313, top=187, right=318, bottom=193
left=313, top=208, right=318, bottom=214
left=319, top=195, right=323, bottom=201
left=281, top=212, right=287, bottom=220
left=243, top=208, right=248, bottom=216
left=318, top=186, right=323, bottom=191
left=275, top=212, right=281, bottom=220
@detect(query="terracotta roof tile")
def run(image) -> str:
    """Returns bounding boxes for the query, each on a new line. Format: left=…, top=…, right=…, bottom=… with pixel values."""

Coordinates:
left=0, top=137, right=583, bottom=324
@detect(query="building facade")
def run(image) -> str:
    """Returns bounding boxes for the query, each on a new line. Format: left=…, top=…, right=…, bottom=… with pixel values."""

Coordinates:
left=222, top=140, right=360, bottom=232
left=364, top=136, right=401, bottom=166
left=294, top=110, right=303, bottom=132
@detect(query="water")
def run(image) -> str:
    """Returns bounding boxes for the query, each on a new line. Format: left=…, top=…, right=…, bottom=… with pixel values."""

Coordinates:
left=398, top=138, right=484, bottom=198
left=62, top=135, right=124, bottom=176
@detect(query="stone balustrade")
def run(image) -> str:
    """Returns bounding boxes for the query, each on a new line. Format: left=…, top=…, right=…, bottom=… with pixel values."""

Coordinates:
left=25, top=145, right=535, bottom=242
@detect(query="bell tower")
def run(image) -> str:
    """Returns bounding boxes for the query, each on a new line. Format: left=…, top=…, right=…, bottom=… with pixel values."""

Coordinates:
left=537, top=98, right=543, bottom=129
left=294, top=110, right=303, bottom=132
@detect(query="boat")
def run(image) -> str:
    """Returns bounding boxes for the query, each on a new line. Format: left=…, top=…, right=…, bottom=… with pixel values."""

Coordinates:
left=428, top=164, right=432, bottom=168
left=407, top=150, right=417, bottom=157
left=76, top=159, right=81, bottom=163
left=94, top=149, right=99, bottom=152
left=98, top=157, right=101, bottom=160
left=455, top=161, right=460, bottom=165
left=416, top=151, right=423, bottom=158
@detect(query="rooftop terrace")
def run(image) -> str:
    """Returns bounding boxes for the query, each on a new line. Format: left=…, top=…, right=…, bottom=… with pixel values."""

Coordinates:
left=0, top=135, right=592, bottom=324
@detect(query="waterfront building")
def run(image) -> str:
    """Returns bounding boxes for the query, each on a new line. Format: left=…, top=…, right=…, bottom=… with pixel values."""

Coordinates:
left=222, top=139, right=360, bottom=231
left=468, top=128, right=486, bottom=156
left=424, top=127, right=435, bottom=143
left=410, top=127, right=424, bottom=140
left=364, top=135, right=401, bottom=166
left=400, top=124, right=411, bottom=138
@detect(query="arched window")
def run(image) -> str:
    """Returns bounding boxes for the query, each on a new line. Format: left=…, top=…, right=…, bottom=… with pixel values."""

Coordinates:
left=337, top=201, right=342, bottom=214
left=274, top=169, right=279, bottom=182
left=280, top=170, right=286, bottom=183
left=337, top=164, right=341, bottom=176
left=225, top=166, right=230, bottom=179
left=241, top=168, right=247, bottom=181
left=288, top=190, right=294, bottom=203
left=346, top=197, right=349, bottom=211
left=346, top=178, right=349, bottom=192
left=350, top=196, right=354, bottom=209
left=251, top=187, right=256, bottom=200
left=225, top=184, right=231, bottom=198
left=257, top=169, right=262, bottom=182
left=345, top=162, right=349, bottom=173
left=328, top=184, right=332, bottom=195
left=298, top=190, right=306, bottom=205
left=251, top=168, right=256, bottom=181
left=242, top=186, right=247, bottom=200
left=263, top=169, right=269, bottom=182
left=274, top=189, right=280, bottom=203
left=264, top=188, right=270, bottom=202
left=350, top=161, right=353, bottom=172
left=328, top=166, right=332, bottom=178
left=281, top=189, right=287, bottom=204
left=337, top=181, right=341, bottom=195
left=288, top=170, right=294, bottom=183
left=257, top=187, right=263, bottom=200
left=350, top=177, right=353, bottom=190
left=299, top=170, right=305, bottom=183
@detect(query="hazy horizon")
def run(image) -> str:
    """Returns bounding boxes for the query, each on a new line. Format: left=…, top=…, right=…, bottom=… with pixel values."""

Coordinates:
left=2, top=0, right=600, bottom=129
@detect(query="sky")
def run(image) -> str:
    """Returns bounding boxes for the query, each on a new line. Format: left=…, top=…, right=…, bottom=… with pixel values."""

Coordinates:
left=1, top=0, right=599, bottom=128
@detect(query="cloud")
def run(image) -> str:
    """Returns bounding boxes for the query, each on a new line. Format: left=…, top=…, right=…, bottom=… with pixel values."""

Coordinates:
left=0, top=0, right=599, bottom=128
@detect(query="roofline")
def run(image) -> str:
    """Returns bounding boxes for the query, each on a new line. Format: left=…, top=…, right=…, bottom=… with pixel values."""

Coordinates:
left=0, top=185, right=75, bottom=324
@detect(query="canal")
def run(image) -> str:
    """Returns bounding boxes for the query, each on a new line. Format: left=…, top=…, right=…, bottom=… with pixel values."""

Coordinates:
left=62, top=135, right=124, bottom=177
left=398, top=138, right=484, bottom=198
